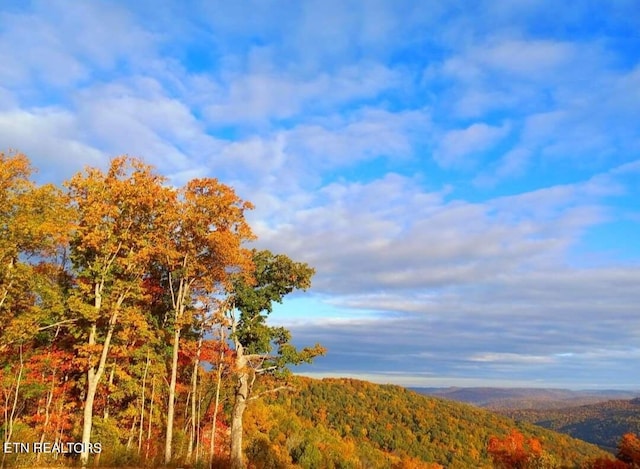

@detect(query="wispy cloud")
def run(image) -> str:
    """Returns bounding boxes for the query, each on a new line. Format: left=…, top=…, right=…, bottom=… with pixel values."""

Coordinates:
left=434, top=122, right=510, bottom=169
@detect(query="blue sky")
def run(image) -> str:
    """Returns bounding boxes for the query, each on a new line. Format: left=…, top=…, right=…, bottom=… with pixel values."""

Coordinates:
left=1, top=0, right=639, bottom=389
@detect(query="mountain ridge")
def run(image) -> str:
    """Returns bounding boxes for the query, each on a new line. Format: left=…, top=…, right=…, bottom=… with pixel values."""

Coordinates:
left=411, top=386, right=640, bottom=409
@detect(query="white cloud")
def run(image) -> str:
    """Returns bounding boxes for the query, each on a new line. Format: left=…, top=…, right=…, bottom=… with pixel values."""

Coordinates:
left=75, top=78, right=221, bottom=182
left=204, top=62, right=403, bottom=125
left=473, top=148, right=532, bottom=187
left=0, top=108, right=104, bottom=181
left=206, top=107, right=431, bottom=226
left=431, top=33, right=640, bottom=183
left=477, top=39, right=576, bottom=78
left=0, top=1, right=154, bottom=91
left=254, top=168, right=627, bottom=299
left=297, top=372, right=560, bottom=389
left=434, top=122, right=510, bottom=169
left=470, top=353, right=556, bottom=364
left=283, top=108, right=430, bottom=167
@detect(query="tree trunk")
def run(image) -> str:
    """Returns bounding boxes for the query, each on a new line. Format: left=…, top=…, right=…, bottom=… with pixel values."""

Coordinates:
left=196, top=388, right=202, bottom=462
left=230, top=345, right=249, bottom=469
left=103, top=361, right=116, bottom=420
left=36, top=371, right=56, bottom=464
left=145, top=376, right=155, bottom=461
left=54, top=374, right=68, bottom=450
left=165, top=327, right=181, bottom=464
left=209, top=358, right=224, bottom=468
left=186, top=335, right=202, bottom=463
left=126, top=415, right=138, bottom=450
left=165, top=269, right=189, bottom=465
left=1, top=345, right=23, bottom=469
left=80, top=295, right=120, bottom=467
left=81, top=372, right=99, bottom=467
left=138, top=353, right=150, bottom=454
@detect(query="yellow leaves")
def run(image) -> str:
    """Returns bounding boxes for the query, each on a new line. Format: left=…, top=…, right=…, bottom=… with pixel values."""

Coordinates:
left=67, top=156, right=174, bottom=284
left=1, top=152, right=70, bottom=263
left=0, top=151, right=31, bottom=198
left=160, top=176, right=255, bottom=302
left=1, top=305, right=41, bottom=345
left=67, top=294, right=97, bottom=322
left=75, top=342, right=105, bottom=369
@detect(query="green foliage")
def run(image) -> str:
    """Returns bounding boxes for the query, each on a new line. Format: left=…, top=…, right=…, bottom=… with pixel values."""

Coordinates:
left=91, top=417, right=128, bottom=461
left=233, top=249, right=316, bottom=356
left=234, top=249, right=314, bottom=315
left=230, top=248, right=324, bottom=381
left=246, top=435, right=291, bottom=469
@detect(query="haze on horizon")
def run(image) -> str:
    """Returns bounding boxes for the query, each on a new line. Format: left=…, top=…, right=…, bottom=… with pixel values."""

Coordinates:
left=1, top=0, right=639, bottom=390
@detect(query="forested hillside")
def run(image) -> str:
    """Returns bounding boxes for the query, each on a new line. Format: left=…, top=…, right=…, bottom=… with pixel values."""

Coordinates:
left=241, top=377, right=611, bottom=468
left=500, top=398, right=640, bottom=452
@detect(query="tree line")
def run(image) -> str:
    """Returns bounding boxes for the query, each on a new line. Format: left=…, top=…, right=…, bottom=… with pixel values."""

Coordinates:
left=0, top=151, right=324, bottom=468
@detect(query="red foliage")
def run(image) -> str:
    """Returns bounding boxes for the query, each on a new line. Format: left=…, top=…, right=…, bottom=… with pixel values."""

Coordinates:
left=587, top=457, right=630, bottom=469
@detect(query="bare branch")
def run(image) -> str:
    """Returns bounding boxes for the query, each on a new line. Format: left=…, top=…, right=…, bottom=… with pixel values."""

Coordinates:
left=37, top=318, right=78, bottom=331
left=247, top=385, right=295, bottom=402
left=244, top=353, right=276, bottom=362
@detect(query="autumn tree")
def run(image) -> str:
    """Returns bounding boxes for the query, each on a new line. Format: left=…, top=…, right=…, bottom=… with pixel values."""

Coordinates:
left=227, top=249, right=325, bottom=469
left=0, top=152, right=73, bottom=469
left=583, top=433, right=640, bottom=469
left=66, top=157, right=173, bottom=466
left=157, top=178, right=254, bottom=464
left=487, top=429, right=553, bottom=469
left=0, top=151, right=71, bottom=349
left=617, top=433, right=640, bottom=468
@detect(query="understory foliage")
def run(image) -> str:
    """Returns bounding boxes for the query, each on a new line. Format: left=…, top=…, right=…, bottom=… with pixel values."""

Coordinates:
left=0, top=152, right=322, bottom=468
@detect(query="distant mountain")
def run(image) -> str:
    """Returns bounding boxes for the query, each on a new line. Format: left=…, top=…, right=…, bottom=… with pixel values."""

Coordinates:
left=498, top=398, right=640, bottom=452
left=411, top=387, right=640, bottom=410
left=242, top=377, right=610, bottom=468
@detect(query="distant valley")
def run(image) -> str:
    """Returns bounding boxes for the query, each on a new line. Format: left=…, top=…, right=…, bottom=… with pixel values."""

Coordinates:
left=412, top=387, right=640, bottom=452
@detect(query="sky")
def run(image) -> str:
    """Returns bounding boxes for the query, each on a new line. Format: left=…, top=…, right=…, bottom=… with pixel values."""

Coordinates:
left=1, top=0, right=639, bottom=389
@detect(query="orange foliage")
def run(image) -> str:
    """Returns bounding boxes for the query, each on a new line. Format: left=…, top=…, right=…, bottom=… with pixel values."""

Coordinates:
left=488, top=429, right=543, bottom=469
left=617, top=432, right=640, bottom=466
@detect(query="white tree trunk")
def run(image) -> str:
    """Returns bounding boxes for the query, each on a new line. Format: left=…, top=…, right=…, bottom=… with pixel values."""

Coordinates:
left=230, top=344, right=249, bottom=469
left=186, top=335, right=202, bottom=462
left=80, top=292, right=121, bottom=467
left=165, top=327, right=181, bottom=464
left=209, top=358, right=224, bottom=468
